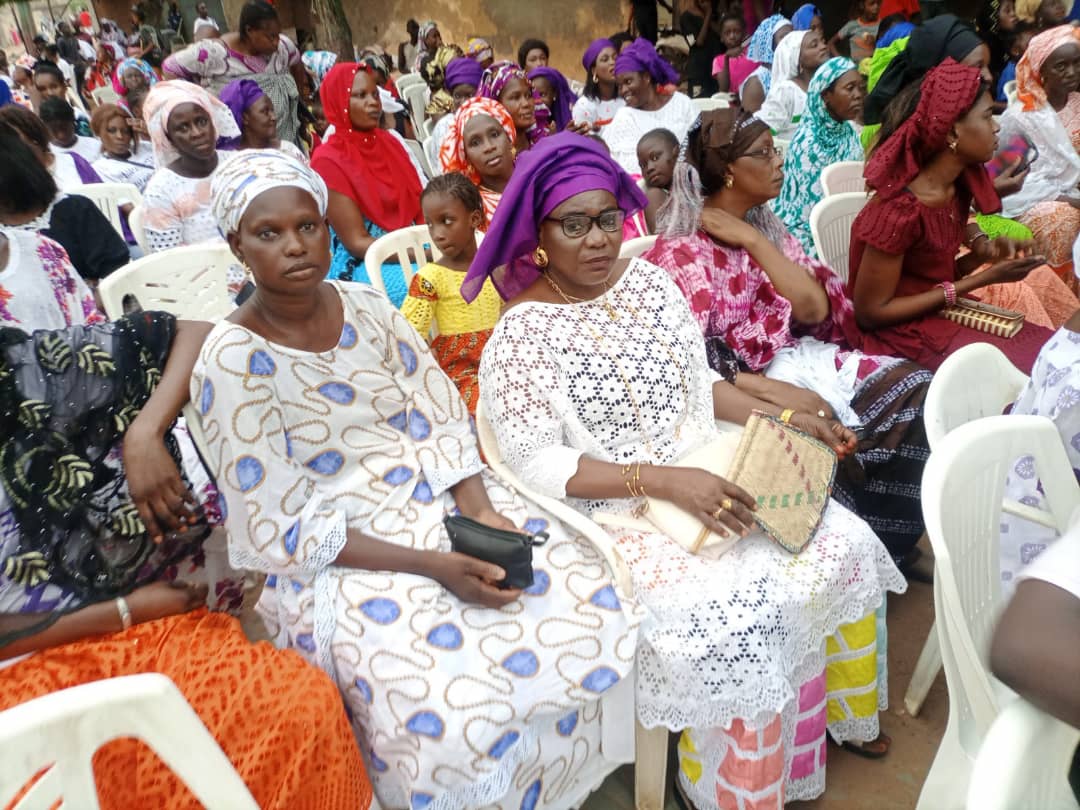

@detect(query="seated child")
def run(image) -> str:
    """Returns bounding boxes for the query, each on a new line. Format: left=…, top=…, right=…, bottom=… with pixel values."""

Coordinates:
left=401, top=173, right=501, bottom=413
left=636, top=127, right=678, bottom=234
left=831, top=0, right=881, bottom=63
left=997, top=22, right=1035, bottom=103
left=711, top=13, right=758, bottom=95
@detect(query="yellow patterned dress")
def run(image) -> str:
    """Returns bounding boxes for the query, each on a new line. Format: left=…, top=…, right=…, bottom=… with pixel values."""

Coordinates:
left=401, top=261, right=503, bottom=414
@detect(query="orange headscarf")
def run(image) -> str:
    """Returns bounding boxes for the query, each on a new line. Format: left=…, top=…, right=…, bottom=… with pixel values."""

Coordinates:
left=438, top=97, right=517, bottom=186
left=310, top=62, right=423, bottom=232
left=1016, top=24, right=1080, bottom=112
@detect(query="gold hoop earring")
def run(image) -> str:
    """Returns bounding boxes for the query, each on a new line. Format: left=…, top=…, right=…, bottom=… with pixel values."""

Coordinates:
left=724, top=175, right=734, bottom=189
left=533, top=247, right=549, bottom=268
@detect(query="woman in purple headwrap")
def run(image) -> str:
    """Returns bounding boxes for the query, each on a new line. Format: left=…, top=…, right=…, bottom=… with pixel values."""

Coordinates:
left=476, top=132, right=905, bottom=810
left=573, top=38, right=624, bottom=133
left=478, top=60, right=551, bottom=152
left=601, top=38, right=697, bottom=175
left=426, top=56, right=485, bottom=174
left=218, top=77, right=307, bottom=162
left=527, top=66, right=577, bottom=132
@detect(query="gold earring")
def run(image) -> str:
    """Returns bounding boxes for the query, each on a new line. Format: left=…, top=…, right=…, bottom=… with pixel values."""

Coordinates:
left=724, top=175, right=734, bottom=189
left=511, top=145, right=518, bottom=160
left=948, top=140, right=958, bottom=153
left=533, top=247, right=549, bottom=268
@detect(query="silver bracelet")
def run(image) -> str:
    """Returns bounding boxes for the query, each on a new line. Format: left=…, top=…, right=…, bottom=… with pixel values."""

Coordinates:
left=115, top=596, right=132, bottom=630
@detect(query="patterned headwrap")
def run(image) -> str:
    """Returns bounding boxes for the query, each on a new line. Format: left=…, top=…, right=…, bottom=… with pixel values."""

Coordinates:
left=1016, top=24, right=1080, bottom=111
left=218, top=78, right=267, bottom=144
left=211, top=148, right=328, bottom=234
left=478, top=61, right=551, bottom=145
left=438, top=97, right=517, bottom=184
left=792, top=4, right=820, bottom=30
left=465, top=37, right=493, bottom=63
left=747, top=14, right=791, bottom=65
left=1016, top=0, right=1075, bottom=21
left=464, top=131, right=647, bottom=302
left=583, top=37, right=615, bottom=73
left=865, top=59, right=999, bottom=213
left=302, top=50, right=338, bottom=90
left=771, top=30, right=808, bottom=84
left=143, top=79, right=239, bottom=165
left=15, top=54, right=37, bottom=72
left=112, top=57, right=158, bottom=96
left=614, top=38, right=680, bottom=88
left=414, top=20, right=439, bottom=72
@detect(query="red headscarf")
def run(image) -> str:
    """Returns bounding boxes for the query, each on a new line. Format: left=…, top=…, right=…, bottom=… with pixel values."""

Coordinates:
left=865, top=59, right=1000, bottom=214
left=311, top=62, right=423, bottom=232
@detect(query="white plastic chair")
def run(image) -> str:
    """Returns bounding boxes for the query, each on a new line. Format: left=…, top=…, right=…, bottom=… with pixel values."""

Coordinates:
left=967, top=697, right=1080, bottom=810
left=0, top=673, right=257, bottom=810
left=363, top=224, right=435, bottom=299
left=395, top=72, right=426, bottom=96
left=97, top=242, right=236, bottom=322
left=809, top=191, right=867, bottom=283
left=403, top=82, right=428, bottom=137
left=619, top=235, right=658, bottom=259
left=90, top=85, right=120, bottom=107
left=404, top=137, right=433, bottom=179
left=1003, top=79, right=1018, bottom=106
left=904, top=344, right=1032, bottom=717
left=474, top=401, right=667, bottom=810
left=128, top=203, right=149, bottom=252
left=820, top=160, right=865, bottom=197
left=692, top=96, right=730, bottom=113
left=73, top=182, right=143, bottom=240
left=917, top=415, right=1080, bottom=810
left=569, top=79, right=585, bottom=96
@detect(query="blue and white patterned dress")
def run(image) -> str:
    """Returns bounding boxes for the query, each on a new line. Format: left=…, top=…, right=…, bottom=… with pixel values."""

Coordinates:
left=193, top=281, right=641, bottom=810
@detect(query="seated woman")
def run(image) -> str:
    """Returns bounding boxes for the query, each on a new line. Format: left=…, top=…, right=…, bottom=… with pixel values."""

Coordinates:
left=218, top=77, right=307, bottom=162
left=850, top=60, right=1055, bottom=374
left=311, top=62, right=425, bottom=307
left=196, top=148, right=639, bottom=810
left=603, top=38, right=696, bottom=177
left=740, top=14, right=792, bottom=113
left=424, top=56, right=483, bottom=177
left=0, top=122, right=128, bottom=284
left=0, top=103, right=101, bottom=191
left=647, top=109, right=932, bottom=562
left=401, top=173, right=500, bottom=412
left=572, top=38, right=625, bottom=133
left=477, top=133, right=905, bottom=809
left=999, top=25, right=1080, bottom=284
left=112, top=55, right=158, bottom=97
left=478, top=60, right=550, bottom=153
left=528, top=65, right=577, bottom=132
left=439, top=97, right=517, bottom=226
left=518, top=37, right=549, bottom=71
left=773, top=57, right=864, bottom=254
left=140, top=81, right=240, bottom=257
left=757, top=29, right=831, bottom=142
left=0, top=226, right=370, bottom=810
left=91, top=102, right=156, bottom=192
left=39, top=97, right=101, bottom=164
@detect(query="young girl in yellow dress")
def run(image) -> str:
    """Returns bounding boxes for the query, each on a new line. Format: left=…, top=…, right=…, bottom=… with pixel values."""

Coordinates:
left=401, top=173, right=502, bottom=412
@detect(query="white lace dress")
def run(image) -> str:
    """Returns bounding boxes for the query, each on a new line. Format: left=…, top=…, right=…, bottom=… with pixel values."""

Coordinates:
left=601, top=92, right=698, bottom=176
left=193, top=282, right=641, bottom=810
left=479, top=259, right=906, bottom=806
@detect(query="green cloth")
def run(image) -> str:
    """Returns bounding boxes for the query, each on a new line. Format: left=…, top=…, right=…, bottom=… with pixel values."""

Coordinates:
left=860, top=36, right=910, bottom=153
left=976, top=213, right=1033, bottom=241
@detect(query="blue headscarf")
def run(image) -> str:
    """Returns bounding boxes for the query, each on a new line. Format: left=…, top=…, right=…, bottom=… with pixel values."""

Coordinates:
left=0, top=81, right=11, bottom=109
left=877, top=21, right=916, bottom=49
left=792, top=4, right=820, bottom=30
left=747, top=14, right=791, bottom=64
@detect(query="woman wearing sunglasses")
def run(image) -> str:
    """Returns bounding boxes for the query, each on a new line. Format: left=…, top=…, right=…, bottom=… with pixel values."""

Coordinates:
left=477, top=132, right=905, bottom=809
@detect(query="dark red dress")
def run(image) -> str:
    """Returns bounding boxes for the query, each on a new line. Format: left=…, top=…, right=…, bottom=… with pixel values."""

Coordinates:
left=848, top=187, right=1052, bottom=374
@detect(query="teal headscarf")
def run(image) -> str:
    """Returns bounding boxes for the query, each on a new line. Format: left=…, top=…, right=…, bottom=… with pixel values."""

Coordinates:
left=772, top=58, right=863, bottom=257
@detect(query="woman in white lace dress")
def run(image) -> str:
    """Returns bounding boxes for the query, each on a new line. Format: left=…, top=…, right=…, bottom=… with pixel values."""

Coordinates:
left=475, top=133, right=906, bottom=808
left=192, top=149, right=641, bottom=810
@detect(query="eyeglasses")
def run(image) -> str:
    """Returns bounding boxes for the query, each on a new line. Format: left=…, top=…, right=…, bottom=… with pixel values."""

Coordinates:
left=739, top=146, right=783, bottom=161
left=545, top=208, right=625, bottom=238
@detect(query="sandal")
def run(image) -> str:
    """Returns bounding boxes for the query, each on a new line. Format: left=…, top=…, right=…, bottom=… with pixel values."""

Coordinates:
left=841, top=732, right=892, bottom=760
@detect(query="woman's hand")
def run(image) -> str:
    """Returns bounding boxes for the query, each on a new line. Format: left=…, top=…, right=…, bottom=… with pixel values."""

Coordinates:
left=985, top=255, right=1045, bottom=285
left=653, top=467, right=757, bottom=537
left=971, top=233, right=1032, bottom=265
left=765, top=384, right=834, bottom=420
left=126, top=581, right=209, bottom=625
left=566, top=120, right=593, bottom=136
left=790, top=412, right=857, bottom=459
left=699, top=207, right=761, bottom=251
left=123, top=422, right=200, bottom=543
left=469, top=508, right=519, bottom=533
left=992, top=158, right=1028, bottom=198
left=428, top=552, right=522, bottom=608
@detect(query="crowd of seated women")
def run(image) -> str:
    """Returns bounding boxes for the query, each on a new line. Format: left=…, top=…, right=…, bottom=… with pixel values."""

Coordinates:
left=2, top=4, right=1080, bottom=809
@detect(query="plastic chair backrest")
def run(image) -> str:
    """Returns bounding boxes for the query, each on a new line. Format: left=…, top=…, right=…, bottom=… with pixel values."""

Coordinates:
left=404, top=137, right=433, bottom=179
left=1004, top=80, right=1018, bottom=106
left=0, top=673, right=258, bottom=810
left=363, top=224, right=433, bottom=299
left=692, top=96, right=730, bottom=113
left=967, top=697, right=1080, bottom=810
left=403, top=82, right=428, bottom=135
left=820, top=160, right=866, bottom=197
left=924, top=343, right=1028, bottom=449
left=922, top=416, right=1080, bottom=754
left=127, top=203, right=149, bottom=252
left=73, top=182, right=143, bottom=240
left=619, top=235, right=658, bottom=259
left=90, top=85, right=120, bottom=106
left=395, top=72, right=426, bottom=95
left=97, top=242, right=235, bottom=321
left=809, top=191, right=867, bottom=284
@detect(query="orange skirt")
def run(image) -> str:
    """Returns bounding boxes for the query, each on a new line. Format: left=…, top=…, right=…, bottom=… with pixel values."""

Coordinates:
left=1, top=609, right=371, bottom=810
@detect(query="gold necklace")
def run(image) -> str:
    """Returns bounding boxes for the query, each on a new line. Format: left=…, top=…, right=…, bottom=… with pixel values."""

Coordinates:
left=544, top=272, right=620, bottom=321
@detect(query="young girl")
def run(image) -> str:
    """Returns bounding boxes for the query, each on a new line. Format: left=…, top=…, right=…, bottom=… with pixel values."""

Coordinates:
left=636, top=127, right=678, bottom=233
left=831, top=0, right=882, bottom=62
left=401, top=173, right=502, bottom=413
left=711, top=13, right=757, bottom=94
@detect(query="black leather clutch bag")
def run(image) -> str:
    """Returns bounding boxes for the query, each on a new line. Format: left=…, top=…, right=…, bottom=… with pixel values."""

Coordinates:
left=443, top=515, right=549, bottom=589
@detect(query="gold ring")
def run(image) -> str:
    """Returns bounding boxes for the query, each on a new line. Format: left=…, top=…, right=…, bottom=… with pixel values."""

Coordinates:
left=721, top=498, right=733, bottom=511
left=712, top=508, right=724, bottom=520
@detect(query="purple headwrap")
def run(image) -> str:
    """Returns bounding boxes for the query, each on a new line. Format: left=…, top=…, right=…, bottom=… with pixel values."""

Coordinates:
left=582, top=37, right=615, bottom=73
left=527, top=66, right=577, bottom=132
left=614, top=38, right=680, bottom=87
left=445, top=56, right=484, bottom=92
left=218, top=78, right=267, bottom=147
left=463, top=132, right=648, bottom=302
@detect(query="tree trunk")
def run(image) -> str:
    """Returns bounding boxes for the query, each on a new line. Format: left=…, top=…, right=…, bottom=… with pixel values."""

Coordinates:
left=310, top=0, right=353, bottom=61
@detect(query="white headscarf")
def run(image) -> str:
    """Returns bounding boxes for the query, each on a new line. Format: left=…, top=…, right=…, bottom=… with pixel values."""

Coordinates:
left=143, top=80, right=240, bottom=166
left=771, top=30, right=808, bottom=85
left=211, top=149, right=329, bottom=234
